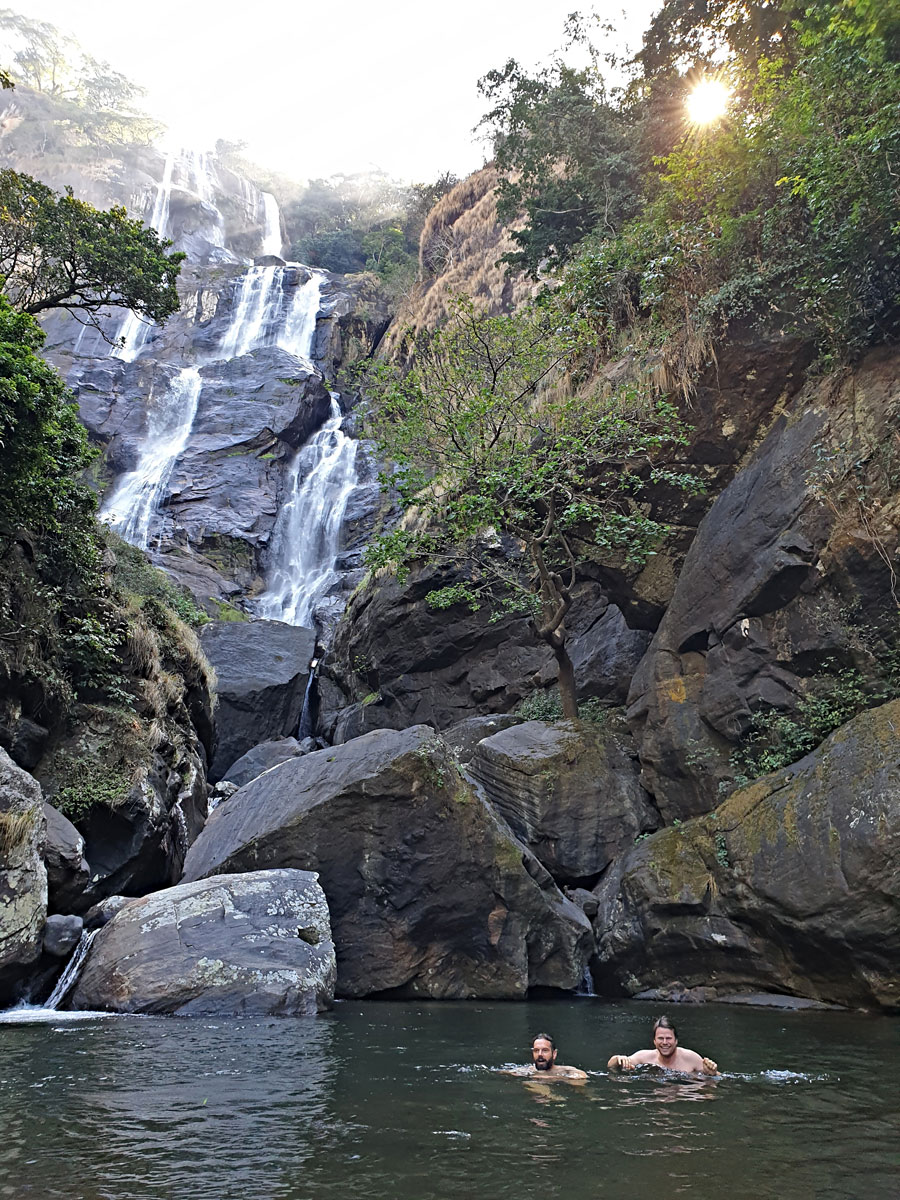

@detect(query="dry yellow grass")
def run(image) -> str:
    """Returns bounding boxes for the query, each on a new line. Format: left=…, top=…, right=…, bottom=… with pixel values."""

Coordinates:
left=384, top=166, right=535, bottom=354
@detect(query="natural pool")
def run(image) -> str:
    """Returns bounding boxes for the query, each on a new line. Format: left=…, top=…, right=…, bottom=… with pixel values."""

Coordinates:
left=0, top=999, right=896, bottom=1199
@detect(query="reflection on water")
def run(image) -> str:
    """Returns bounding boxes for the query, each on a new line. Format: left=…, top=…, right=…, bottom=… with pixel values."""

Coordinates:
left=0, top=1000, right=896, bottom=1200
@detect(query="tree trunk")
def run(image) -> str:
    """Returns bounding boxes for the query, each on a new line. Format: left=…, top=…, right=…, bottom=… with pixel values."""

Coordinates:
left=550, top=632, right=579, bottom=720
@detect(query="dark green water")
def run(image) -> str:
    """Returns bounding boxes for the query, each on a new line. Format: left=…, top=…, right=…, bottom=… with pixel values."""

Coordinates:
left=0, top=999, right=896, bottom=1200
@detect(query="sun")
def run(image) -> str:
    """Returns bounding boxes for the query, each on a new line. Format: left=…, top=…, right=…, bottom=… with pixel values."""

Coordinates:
left=686, top=79, right=731, bottom=125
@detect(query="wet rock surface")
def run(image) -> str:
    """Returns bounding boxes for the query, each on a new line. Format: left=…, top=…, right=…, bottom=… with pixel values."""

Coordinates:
left=593, top=699, right=900, bottom=1011
left=182, top=726, right=593, bottom=999
left=71, top=870, right=335, bottom=1016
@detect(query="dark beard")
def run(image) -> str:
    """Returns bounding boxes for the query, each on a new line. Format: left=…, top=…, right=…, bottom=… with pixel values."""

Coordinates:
left=534, top=1059, right=552, bottom=1071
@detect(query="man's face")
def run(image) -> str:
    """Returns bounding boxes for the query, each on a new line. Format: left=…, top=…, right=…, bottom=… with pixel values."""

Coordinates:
left=653, top=1027, right=677, bottom=1059
left=532, top=1038, right=556, bottom=1071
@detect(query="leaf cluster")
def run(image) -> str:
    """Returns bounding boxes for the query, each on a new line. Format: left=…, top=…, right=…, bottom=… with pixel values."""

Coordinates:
left=557, top=8, right=900, bottom=366
left=360, top=296, right=700, bottom=619
left=0, top=169, right=184, bottom=334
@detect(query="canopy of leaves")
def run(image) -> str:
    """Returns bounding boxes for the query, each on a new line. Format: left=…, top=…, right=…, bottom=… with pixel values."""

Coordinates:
left=362, top=296, right=699, bottom=622
left=0, top=168, right=184, bottom=332
left=478, top=53, right=642, bottom=276
left=0, top=293, right=96, bottom=551
left=559, top=7, right=900, bottom=367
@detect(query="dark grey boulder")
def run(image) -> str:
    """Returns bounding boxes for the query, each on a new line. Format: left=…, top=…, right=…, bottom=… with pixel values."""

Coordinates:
left=200, top=619, right=316, bottom=780
left=43, top=803, right=90, bottom=914
left=468, top=718, right=659, bottom=884
left=538, top=600, right=652, bottom=705
left=593, top=699, right=900, bottom=1011
left=43, top=914, right=84, bottom=958
left=626, top=347, right=900, bottom=820
left=222, top=737, right=303, bottom=788
left=70, top=870, right=335, bottom=1016
left=182, top=726, right=593, bottom=999
left=442, top=714, right=524, bottom=765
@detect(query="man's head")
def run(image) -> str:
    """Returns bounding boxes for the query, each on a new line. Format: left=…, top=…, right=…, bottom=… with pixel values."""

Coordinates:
left=652, top=1015, right=678, bottom=1059
left=531, top=1033, right=557, bottom=1071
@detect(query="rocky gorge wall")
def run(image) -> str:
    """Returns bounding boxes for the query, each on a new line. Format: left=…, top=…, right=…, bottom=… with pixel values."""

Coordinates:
left=1, top=119, right=898, bottom=1015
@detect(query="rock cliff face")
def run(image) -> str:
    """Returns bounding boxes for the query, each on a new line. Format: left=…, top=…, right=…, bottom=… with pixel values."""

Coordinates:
left=592, top=699, right=900, bottom=1010
left=2, top=121, right=898, bottom=1011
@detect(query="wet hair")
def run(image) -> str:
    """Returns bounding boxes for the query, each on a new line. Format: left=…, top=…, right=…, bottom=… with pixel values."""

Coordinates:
left=653, top=1015, right=677, bottom=1038
left=532, top=1032, right=556, bottom=1051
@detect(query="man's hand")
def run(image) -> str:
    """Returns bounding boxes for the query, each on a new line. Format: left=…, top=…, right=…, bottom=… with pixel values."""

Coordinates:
left=608, top=1055, right=634, bottom=1072
left=701, top=1057, right=718, bottom=1075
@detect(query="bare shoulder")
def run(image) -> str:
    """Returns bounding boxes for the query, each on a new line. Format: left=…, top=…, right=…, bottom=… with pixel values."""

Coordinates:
left=500, top=1066, right=533, bottom=1077
left=628, top=1049, right=657, bottom=1065
left=677, top=1048, right=707, bottom=1071
left=553, top=1065, right=588, bottom=1081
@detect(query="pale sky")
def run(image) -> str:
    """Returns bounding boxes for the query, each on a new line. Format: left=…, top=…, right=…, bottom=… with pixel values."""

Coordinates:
left=12, top=0, right=660, bottom=183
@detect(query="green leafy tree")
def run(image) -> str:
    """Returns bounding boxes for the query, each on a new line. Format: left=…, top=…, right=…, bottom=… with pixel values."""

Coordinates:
left=0, top=293, right=96, bottom=549
left=362, top=296, right=698, bottom=717
left=0, top=169, right=184, bottom=335
left=478, top=52, right=641, bottom=277
left=562, top=5, right=900, bottom=366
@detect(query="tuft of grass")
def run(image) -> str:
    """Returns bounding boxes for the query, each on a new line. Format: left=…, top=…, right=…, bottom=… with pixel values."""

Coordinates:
left=0, top=807, right=38, bottom=855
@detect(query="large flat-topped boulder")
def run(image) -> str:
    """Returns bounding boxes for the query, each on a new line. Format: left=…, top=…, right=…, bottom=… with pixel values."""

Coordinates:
left=70, top=870, right=335, bottom=1016
left=593, top=699, right=900, bottom=1010
left=468, top=718, right=658, bottom=884
left=0, top=749, right=47, bottom=1003
left=200, top=619, right=316, bottom=780
left=183, top=726, right=592, bottom=999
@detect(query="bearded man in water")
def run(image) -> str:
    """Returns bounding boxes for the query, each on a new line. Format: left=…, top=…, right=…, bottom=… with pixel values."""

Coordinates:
left=607, top=1015, right=718, bottom=1075
left=505, top=1033, right=588, bottom=1081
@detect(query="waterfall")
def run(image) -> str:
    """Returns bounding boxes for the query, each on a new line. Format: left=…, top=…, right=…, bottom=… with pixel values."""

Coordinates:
left=220, top=266, right=323, bottom=361
left=44, top=929, right=98, bottom=1010
left=218, top=266, right=286, bottom=360
left=278, top=270, right=323, bottom=361
left=101, top=366, right=202, bottom=549
left=260, top=192, right=283, bottom=257
left=256, top=395, right=359, bottom=627
left=184, top=149, right=225, bottom=248
left=111, top=150, right=176, bottom=362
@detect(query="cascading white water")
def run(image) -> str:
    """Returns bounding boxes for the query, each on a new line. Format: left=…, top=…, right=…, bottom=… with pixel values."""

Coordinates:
left=278, top=270, right=324, bottom=361
left=44, top=929, right=98, bottom=1010
left=260, top=192, right=283, bottom=257
left=217, top=266, right=285, bottom=359
left=183, top=149, right=226, bottom=248
left=219, top=267, right=323, bottom=361
left=112, top=151, right=176, bottom=362
left=256, top=394, right=359, bottom=627
left=101, top=366, right=202, bottom=549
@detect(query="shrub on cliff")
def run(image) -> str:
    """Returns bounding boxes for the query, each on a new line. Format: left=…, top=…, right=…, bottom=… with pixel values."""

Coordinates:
left=361, top=295, right=701, bottom=718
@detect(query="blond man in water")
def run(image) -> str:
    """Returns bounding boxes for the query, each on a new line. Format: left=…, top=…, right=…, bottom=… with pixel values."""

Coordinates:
left=607, top=1015, right=718, bottom=1075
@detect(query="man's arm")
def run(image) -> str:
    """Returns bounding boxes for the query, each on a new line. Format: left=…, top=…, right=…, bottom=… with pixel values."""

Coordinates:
left=607, top=1050, right=653, bottom=1071
left=680, top=1049, right=719, bottom=1074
